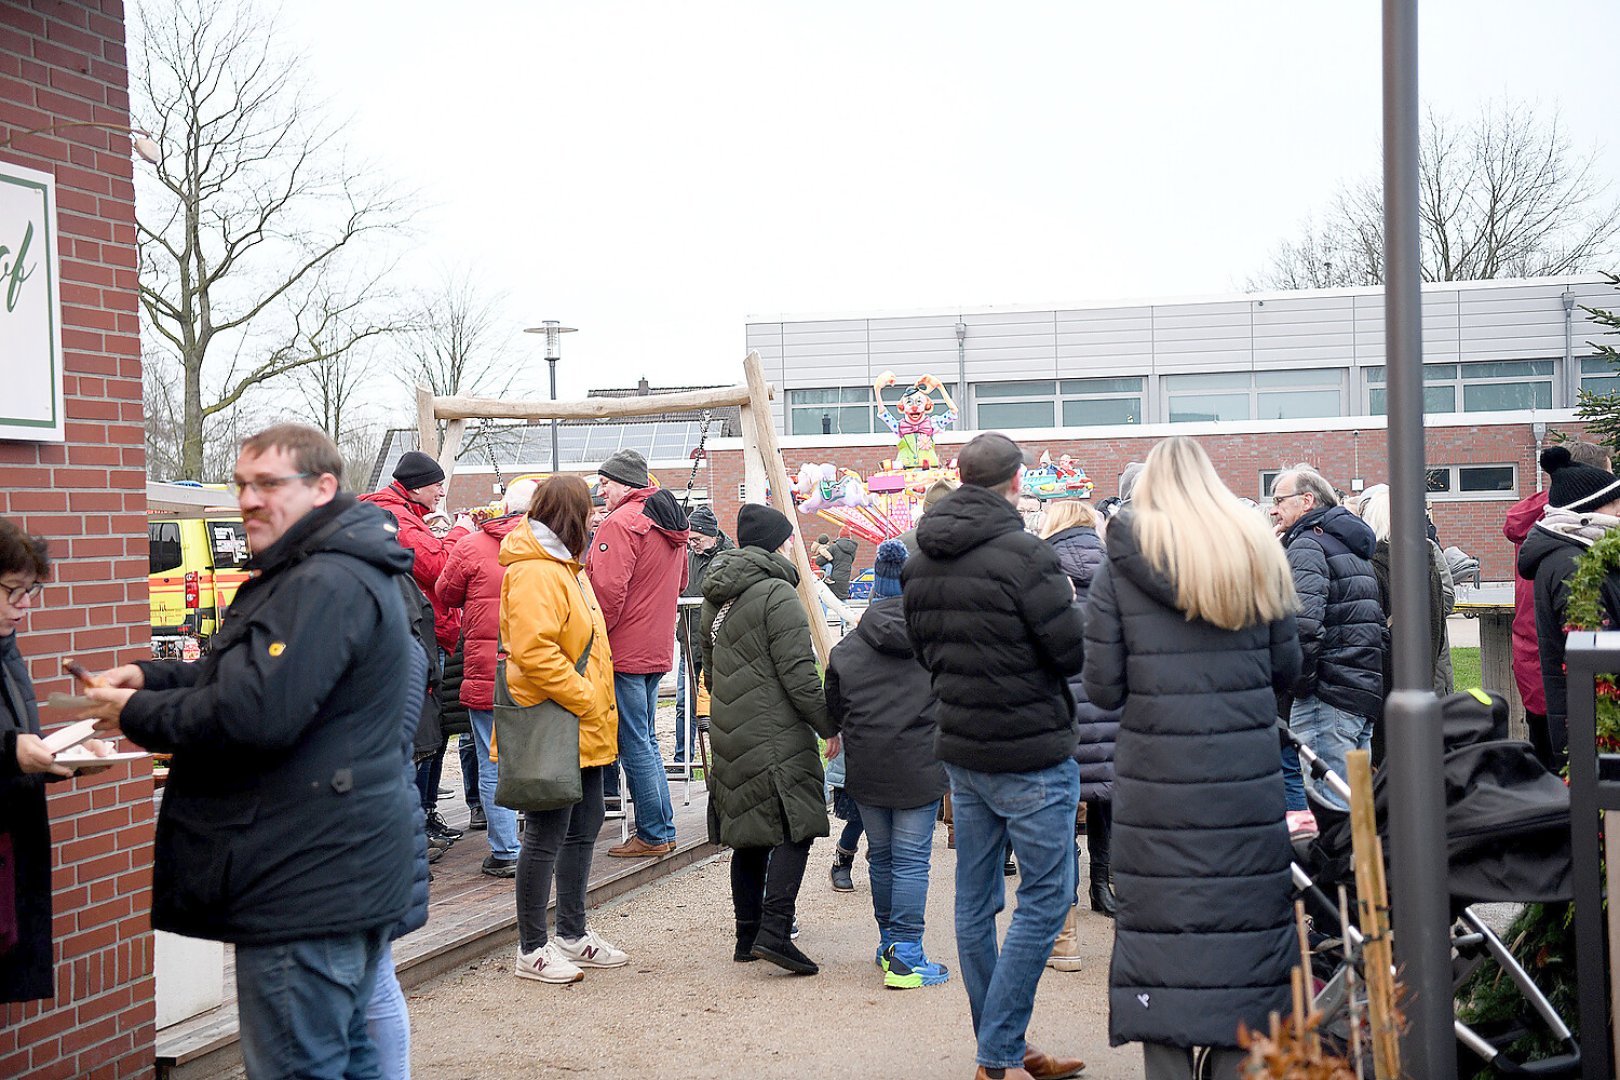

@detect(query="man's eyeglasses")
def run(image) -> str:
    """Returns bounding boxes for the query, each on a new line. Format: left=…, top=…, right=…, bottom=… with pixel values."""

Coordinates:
left=232, top=473, right=314, bottom=497
left=1272, top=492, right=1309, bottom=503
left=4, top=582, right=44, bottom=605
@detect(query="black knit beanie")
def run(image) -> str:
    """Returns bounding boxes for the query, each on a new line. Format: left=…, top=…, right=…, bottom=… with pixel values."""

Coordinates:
left=737, top=504, right=794, bottom=552
left=1543, top=445, right=1620, bottom=511
left=393, top=450, right=445, bottom=489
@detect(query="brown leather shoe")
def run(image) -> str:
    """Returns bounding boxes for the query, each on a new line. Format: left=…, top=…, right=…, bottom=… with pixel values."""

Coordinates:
left=973, top=1069, right=1034, bottom=1080
left=607, top=835, right=675, bottom=858
left=1023, top=1044, right=1086, bottom=1079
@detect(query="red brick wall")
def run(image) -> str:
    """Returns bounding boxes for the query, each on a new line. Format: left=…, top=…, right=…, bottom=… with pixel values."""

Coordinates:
left=1, top=3, right=155, bottom=1079
left=708, top=421, right=1581, bottom=583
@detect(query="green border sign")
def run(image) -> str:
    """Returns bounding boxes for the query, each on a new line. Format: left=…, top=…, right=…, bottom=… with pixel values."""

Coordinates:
left=0, top=160, right=64, bottom=442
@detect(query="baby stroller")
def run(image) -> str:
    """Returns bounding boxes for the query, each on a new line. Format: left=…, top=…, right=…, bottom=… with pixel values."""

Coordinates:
left=1278, top=690, right=1578, bottom=1079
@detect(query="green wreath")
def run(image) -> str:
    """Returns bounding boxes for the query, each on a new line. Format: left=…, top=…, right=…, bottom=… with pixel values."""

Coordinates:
left=1561, top=529, right=1620, bottom=749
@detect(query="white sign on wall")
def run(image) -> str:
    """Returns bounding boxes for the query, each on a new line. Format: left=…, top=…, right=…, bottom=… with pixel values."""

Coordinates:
left=0, top=161, right=65, bottom=442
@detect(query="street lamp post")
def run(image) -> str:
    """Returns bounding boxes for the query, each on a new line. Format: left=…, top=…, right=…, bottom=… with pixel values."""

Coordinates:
left=523, top=321, right=577, bottom=474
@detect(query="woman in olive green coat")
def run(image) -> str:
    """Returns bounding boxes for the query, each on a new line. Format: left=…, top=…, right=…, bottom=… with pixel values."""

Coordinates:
left=701, top=504, right=837, bottom=975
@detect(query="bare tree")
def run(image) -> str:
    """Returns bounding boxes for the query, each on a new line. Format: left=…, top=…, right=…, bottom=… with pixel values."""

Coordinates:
left=1252, top=101, right=1620, bottom=289
left=134, top=0, right=409, bottom=478
left=144, top=352, right=259, bottom=481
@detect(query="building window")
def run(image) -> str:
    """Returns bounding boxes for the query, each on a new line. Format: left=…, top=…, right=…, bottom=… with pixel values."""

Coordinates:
left=1424, top=464, right=1518, bottom=500
left=1581, top=357, right=1620, bottom=397
left=788, top=387, right=876, bottom=435
left=1060, top=377, right=1144, bottom=426
left=1163, top=369, right=1345, bottom=424
left=974, top=380, right=1056, bottom=429
left=1366, top=360, right=1554, bottom=415
left=1260, top=470, right=1281, bottom=501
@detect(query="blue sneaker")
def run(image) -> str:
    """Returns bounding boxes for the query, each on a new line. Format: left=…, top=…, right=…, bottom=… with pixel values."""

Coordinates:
left=883, top=942, right=949, bottom=989
left=874, top=939, right=893, bottom=971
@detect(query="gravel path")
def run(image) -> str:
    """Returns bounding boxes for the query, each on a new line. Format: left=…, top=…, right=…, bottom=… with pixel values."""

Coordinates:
left=406, top=829, right=1144, bottom=1079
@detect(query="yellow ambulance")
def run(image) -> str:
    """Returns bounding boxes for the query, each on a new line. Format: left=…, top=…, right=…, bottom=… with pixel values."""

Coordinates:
left=147, top=483, right=250, bottom=643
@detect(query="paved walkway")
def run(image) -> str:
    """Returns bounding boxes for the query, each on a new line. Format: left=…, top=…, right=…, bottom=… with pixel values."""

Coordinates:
left=405, top=828, right=1145, bottom=1080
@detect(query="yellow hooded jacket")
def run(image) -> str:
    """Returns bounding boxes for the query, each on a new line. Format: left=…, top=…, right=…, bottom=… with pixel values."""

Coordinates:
left=496, top=516, right=619, bottom=768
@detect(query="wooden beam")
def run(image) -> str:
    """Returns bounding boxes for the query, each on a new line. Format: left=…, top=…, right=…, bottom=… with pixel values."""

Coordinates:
left=738, top=403, right=766, bottom=503
left=436, top=418, right=468, bottom=498
left=416, top=385, right=438, bottom=458
left=742, top=350, right=836, bottom=664
left=433, top=383, right=773, bottom=423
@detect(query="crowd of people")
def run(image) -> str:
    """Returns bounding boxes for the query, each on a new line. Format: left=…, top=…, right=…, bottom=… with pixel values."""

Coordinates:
left=4, top=417, right=1617, bottom=1080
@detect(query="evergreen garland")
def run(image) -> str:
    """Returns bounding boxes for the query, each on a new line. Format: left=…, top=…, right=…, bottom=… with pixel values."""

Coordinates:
left=1560, top=527, right=1620, bottom=749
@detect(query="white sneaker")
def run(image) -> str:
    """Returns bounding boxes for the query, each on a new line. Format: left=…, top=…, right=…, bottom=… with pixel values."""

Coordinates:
left=515, top=942, right=583, bottom=984
left=555, top=928, right=629, bottom=968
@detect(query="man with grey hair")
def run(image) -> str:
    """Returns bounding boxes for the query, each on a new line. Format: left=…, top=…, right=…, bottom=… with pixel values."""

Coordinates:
left=1269, top=466, right=1383, bottom=828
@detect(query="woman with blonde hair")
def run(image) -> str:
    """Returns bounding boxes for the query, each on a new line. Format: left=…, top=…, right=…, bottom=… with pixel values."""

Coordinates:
left=1082, top=435, right=1302, bottom=1080
left=499, top=475, right=626, bottom=985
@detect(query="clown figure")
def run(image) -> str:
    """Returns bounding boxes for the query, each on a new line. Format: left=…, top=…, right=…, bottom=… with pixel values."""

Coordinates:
left=874, top=371, right=957, bottom=469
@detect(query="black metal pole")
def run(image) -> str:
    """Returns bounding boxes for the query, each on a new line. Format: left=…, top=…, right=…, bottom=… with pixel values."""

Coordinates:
left=549, top=357, right=559, bottom=475
left=1381, top=2, right=1457, bottom=1075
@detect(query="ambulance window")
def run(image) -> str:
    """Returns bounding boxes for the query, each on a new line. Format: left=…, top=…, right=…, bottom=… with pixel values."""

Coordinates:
left=149, top=523, right=182, bottom=574
left=208, top=521, right=251, bottom=568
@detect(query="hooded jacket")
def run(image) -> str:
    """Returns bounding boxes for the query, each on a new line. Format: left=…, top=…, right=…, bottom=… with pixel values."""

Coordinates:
left=437, top=513, right=524, bottom=711
left=499, top=518, right=619, bottom=769
left=586, top=487, right=690, bottom=673
left=823, top=536, right=858, bottom=591
left=121, top=497, right=417, bottom=945
left=700, top=546, right=836, bottom=849
left=679, top=530, right=734, bottom=659
left=1505, top=491, right=1551, bottom=714
left=902, top=485, right=1086, bottom=774
left=1, top=631, right=62, bottom=1002
left=824, top=597, right=948, bottom=810
left=359, top=481, right=469, bottom=652
left=1081, top=511, right=1302, bottom=1049
left=1048, top=524, right=1119, bottom=801
left=1281, top=504, right=1383, bottom=719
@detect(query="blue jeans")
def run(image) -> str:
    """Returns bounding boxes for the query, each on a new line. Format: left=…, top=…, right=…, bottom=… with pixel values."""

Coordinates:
left=946, top=760, right=1080, bottom=1071
left=237, top=928, right=388, bottom=1080
left=673, top=651, right=699, bottom=764
left=615, top=671, right=676, bottom=844
left=1281, top=741, right=1306, bottom=813
left=469, top=709, right=519, bottom=859
left=1290, top=695, right=1371, bottom=812
left=858, top=800, right=940, bottom=946
left=363, top=943, right=408, bottom=1080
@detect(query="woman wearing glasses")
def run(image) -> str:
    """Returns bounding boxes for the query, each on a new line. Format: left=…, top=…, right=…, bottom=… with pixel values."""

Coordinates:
left=1, top=518, right=112, bottom=1003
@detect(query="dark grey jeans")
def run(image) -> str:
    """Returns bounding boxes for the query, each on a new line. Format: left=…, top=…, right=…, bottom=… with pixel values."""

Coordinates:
left=516, top=765, right=606, bottom=953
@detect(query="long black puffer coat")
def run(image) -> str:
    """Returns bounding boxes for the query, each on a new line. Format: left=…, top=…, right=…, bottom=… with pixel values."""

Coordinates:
left=1082, top=512, right=1302, bottom=1050
left=1281, top=505, right=1383, bottom=720
left=0, top=632, right=59, bottom=1003
left=701, top=546, right=837, bottom=850
left=903, top=485, right=1086, bottom=774
left=824, top=597, right=948, bottom=810
left=1049, top=524, right=1119, bottom=802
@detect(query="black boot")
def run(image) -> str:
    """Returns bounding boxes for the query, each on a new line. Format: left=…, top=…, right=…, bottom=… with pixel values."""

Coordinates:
left=829, top=846, right=855, bottom=892
left=1089, top=864, right=1117, bottom=918
left=734, top=919, right=760, bottom=963
left=751, top=915, right=818, bottom=974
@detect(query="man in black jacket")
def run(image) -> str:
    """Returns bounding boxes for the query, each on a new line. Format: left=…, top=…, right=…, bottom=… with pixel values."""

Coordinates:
left=83, top=424, right=417, bottom=1079
left=1270, top=466, right=1383, bottom=815
left=903, top=432, right=1087, bottom=1080
left=675, top=504, right=731, bottom=765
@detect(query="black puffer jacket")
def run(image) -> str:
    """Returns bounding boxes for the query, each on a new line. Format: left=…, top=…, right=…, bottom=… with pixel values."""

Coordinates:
left=1082, top=512, right=1302, bottom=1049
left=824, top=597, right=948, bottom=810
left=1, top=632, right=59, bottom=1003
left=1518, top=522, right=1620, bottom=761
left=1282, top=505, right=1383, bottom=719
left=1049, top=525, right=1118, bottom=801
left=903, top=485, right=1086, bottom=773
left=123, top=497, right=417, bottom=945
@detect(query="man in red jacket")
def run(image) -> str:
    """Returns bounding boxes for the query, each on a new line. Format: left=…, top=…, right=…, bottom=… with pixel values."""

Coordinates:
left=438, top=478, right=536, bottom=878
left=588, top=449, right=690, bottom=857
left=1505, top=439, right=1611, bottom=768
left=362, top=450, right=472, bottom=842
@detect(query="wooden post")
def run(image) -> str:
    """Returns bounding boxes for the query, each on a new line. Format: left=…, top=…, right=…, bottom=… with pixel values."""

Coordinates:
left=738, top=403, right=767, bottom=504
left=742, top=350, right=836, bottom=664
left=415, top=385, right=437, bottom=459
left=435, top=418, right=468, bottom=497
left=1348, top=749, right=1401, bottom=1080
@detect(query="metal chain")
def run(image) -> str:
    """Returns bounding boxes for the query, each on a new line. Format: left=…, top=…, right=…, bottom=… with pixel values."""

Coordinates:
left=681, top=410, right=714, bottom=512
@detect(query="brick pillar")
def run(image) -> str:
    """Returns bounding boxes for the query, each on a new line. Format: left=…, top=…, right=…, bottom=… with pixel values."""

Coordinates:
left=2, top=3, right=156, bottom=1078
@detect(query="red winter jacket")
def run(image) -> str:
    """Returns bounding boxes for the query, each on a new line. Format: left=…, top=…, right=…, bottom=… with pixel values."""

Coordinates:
left=585, top=487, right=690, bottom=674
left=437, top=514, right=523, bottom=711
left=1505, top=490, right=1550, bottom=715
left=359, top=482, right=469, bottom=652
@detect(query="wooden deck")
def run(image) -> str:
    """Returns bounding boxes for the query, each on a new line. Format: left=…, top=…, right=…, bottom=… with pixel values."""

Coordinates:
left=155, top=778, right=716, bottom=1080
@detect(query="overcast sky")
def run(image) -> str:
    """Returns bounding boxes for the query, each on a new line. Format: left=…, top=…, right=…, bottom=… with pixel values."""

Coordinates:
left=252, top=1, right=1618, bottom=408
